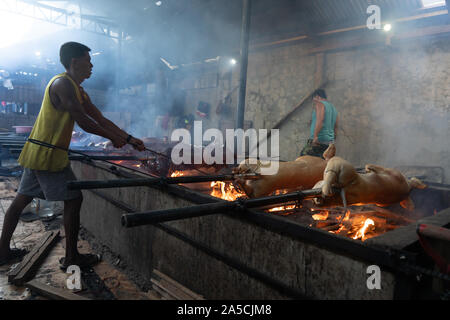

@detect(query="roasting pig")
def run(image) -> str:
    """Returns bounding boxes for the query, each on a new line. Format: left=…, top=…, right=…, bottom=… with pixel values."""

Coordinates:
left=313, top=157, right=426, bottom=210
left=233, top=144, right=336, bottom=198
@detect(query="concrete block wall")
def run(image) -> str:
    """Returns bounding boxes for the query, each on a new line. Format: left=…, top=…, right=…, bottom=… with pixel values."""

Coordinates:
left=324, top=37, right=450, bottom=180
left=240, top=44, right=316, bottom=160
left=227, top=36, right=449, bottom=181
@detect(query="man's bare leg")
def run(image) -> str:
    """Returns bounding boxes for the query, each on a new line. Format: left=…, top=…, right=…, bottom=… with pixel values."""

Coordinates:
left=0, top=193, right=33, bottom=259
left=63, top=196, right=83, bottom=264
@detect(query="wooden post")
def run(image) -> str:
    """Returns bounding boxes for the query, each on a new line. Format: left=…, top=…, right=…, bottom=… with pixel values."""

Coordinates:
left=236, top=0, right=252, bottom=130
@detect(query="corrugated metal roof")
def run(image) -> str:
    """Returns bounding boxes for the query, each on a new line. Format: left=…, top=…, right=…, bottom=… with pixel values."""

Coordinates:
left=301, top=0, right=425, bottom=28
left=55, top=0, right=447, bottom=63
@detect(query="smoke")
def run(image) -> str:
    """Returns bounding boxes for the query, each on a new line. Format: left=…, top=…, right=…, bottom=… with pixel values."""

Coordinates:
left=94, top=0, right=243, bottom=138
left=1, top=1, right=244, bottom=142
left=360, top=36, right=450, bottom=181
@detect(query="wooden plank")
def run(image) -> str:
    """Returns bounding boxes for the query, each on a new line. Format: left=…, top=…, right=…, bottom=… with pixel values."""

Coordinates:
left=7, top=231, right=54, bottom=282
left=8, top=230, right=60, bottom=285
left=25, top=280, right=90, bottom=300
left=151, top=278, right=181, bottom=300
left=153, top=269, right=204, bottom=300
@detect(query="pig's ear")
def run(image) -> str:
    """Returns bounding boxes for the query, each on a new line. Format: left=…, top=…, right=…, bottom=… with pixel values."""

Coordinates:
left=409, top=177, right=427, bottom=190
left=400, top=197, right=415, bottom=211
left=313, top=180, right=324, bottom=190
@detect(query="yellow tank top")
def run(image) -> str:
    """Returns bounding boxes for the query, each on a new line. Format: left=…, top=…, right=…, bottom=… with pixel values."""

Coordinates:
left=18, top=72, right=82, bottom=171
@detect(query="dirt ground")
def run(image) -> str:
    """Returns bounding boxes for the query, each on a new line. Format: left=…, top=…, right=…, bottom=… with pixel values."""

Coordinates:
left=0, top=176, right=161, bottom=300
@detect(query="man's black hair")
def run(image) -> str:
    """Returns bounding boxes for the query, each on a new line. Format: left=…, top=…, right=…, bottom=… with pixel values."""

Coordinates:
left=313, top=89, right=327, bottom=99
left=60, top=42, right=91, bottom=69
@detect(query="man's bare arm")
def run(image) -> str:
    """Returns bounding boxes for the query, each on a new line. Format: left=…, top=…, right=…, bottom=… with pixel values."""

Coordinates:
left=52, top=78, right=126, bottom=148
left=81, top=91, right=144, bottom=151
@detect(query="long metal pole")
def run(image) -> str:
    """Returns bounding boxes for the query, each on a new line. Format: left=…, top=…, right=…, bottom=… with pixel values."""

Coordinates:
left=67, top=173, right=259, bottom=190
left=122, top=188, right=324, bottom=228
left=235, top=0, right=252, bottom=130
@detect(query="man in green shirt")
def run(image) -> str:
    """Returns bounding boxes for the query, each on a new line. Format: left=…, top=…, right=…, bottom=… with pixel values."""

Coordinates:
left=300, top=89, right=338, bottom=159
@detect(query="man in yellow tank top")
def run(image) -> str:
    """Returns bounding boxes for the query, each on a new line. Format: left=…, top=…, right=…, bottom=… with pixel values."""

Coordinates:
left=0, top=42, right=145, bottom=268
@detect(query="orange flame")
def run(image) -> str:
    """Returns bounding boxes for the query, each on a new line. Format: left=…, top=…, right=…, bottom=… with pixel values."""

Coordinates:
left=269, top=205, right=296, bottom=212
left=273, top=189, right=289, bottom=195
left=210, top=181, right=246, bottom=201
left=352, top=218, right=375, bottom=241
left=312, top=211, right=329, bottom=221
left=343, top=210, right=351, bottom=221
left=170, top=171, right=185, bottom=177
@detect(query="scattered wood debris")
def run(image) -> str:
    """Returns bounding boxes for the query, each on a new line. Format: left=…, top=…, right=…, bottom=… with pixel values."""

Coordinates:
left=8, top=231, right=60, bottom=285
left=25, top=280, right=90, bottom=300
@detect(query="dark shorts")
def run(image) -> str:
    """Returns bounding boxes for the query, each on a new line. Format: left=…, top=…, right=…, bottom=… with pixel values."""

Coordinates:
left=17, top=166, right=82, bottom=201
left=300, top=139, right=332, bottom=159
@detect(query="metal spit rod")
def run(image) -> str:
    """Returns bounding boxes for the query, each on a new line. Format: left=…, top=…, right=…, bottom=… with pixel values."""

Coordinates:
left=67, top=173, right=260, bottom=190
left=121, top=188, right=326, bottom=227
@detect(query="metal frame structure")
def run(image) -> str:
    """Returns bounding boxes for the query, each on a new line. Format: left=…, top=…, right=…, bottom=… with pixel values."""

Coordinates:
left=0, top=0, right=125, bottom=40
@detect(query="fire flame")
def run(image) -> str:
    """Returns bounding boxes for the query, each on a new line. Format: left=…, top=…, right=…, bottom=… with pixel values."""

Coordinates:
left=273, top=189, right=289, bottom=195
left=210, top=181, right=246, bottom=201
left=343, top=210, right=351, bottom=221
left=318, top=209, right=379, bottom=241
left=269, top=205, right=297, bottom=212
left=312, top=211, right=329, bottom=221
left=352, top=218, right=375, bottom=241
left=170, top=171, right=185, bottom=177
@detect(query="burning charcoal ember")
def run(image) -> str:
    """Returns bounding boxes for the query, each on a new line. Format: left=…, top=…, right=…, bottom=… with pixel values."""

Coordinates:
left=268, top=204, right=297, bottom=213
left=259, top=203, right=413, bottom=242
left=210, top=181, right=247, bottom=201
left=311, top=207, right=410, bottom=241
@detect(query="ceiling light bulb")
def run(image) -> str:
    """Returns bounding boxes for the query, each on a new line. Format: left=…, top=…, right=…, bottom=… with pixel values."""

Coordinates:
left=383, top=24, right=392, bottom=32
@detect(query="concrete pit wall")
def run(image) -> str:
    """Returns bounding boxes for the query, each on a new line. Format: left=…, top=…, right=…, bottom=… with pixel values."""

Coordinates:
left=73, top=160, right=397, bottom=300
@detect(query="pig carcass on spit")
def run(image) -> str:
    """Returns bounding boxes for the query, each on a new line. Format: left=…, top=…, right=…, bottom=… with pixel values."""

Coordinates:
left=313, top=156, right=426, bottom=210
left=233, top=144, right=336, bottom=198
